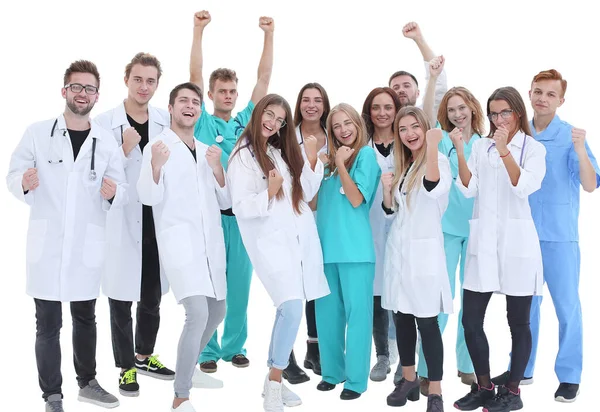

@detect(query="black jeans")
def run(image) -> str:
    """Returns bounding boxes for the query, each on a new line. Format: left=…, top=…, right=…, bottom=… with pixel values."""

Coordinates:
left=394, top=311, right=444, bottom=381
left=462, top=290, right=532, bottom=384
left=35, top=299, right=97, bottom=400
left=109, top=229, right=161, bottom=369
left=373, top=296, right=389, bottom=357
left=305, top=300, right=318, bottom=339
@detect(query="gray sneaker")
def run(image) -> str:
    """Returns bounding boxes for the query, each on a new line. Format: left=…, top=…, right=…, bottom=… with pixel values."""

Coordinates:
left=370, top=355, right=391, bottom=382
left=393, top=362, right=402, bottom=384
left=45, top=394, right=64, bottom=412
left=77, top=379, right=120, bottom=409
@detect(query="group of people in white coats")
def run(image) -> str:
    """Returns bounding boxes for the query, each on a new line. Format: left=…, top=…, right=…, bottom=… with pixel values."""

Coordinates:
left=6, top=9, right=599, bottom=412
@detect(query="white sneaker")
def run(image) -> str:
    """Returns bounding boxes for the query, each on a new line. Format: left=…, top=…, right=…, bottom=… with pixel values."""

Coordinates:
left=192, top=368, right=223, bottom=389
left=171, top=400, right=196, bottom=412
left=263, top=377, right=284, bottom=412
left=388, top=338, right=399, bottom=365
left=261, top=378, right=302, bottom=407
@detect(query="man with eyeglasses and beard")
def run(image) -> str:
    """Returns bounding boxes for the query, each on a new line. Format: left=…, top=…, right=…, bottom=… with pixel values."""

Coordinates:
left=6, top=60, right=127, bottom=412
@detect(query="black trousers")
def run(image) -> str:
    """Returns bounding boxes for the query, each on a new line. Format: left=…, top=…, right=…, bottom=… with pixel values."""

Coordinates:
left=109, top=229, right=161, bottom=369
left=35, top=299, right=97, bottom=400
left=394, top=311, right=444, bottom=381
left=305, top=300, right=318, bottom=339
left=373, top=295, right=389, bottom=357
left=462, top=290, right=532, bottom=383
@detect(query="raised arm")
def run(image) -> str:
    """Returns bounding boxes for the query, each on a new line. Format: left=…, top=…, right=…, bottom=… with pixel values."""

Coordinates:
left=190, top=10, right=211, bottom=93
left=402, top=22, right=435, bottom=62
left=250, top=16, right=274, bottom=104
left=422, top=56, right=445, bottom=126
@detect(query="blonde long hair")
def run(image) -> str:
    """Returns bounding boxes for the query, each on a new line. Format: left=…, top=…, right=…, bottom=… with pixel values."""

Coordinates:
left=324, top=103, right=368, bottom=176
left=391, top=106, right=432, bottom=208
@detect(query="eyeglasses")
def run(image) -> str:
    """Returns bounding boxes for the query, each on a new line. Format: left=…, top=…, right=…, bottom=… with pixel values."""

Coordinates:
left=487, top=109, right=513, bottom=122
left=263, top=109, right=286, bottom=128
left=64, top=83, right=99, bottom=95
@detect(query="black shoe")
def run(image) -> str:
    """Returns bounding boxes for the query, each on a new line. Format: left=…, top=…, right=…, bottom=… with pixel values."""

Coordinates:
left=340, top=389, right=361, bottom=400
left=491, top=371, right=533, bottom=387
left=386, top=377, right=420, bottom=407
left=200, top=360, right=217, bottom=373
left=118, top=368, right=139, bottom=397
left=317, top=380, right=337, bottom=391
left=554, top=383, right=580, bottom=403
left=231, top=354, right=250, bottom=368
left=427, top=394, right=444, bottom=412
left=282, top=351, right=310, bottom=384
left=304, top=341, right=322, bottom=375
left=453, top=383, right=495, bottom=411
left=482, top=386, right=523, bottom=412
left=135, top=355, right=175, bottom=380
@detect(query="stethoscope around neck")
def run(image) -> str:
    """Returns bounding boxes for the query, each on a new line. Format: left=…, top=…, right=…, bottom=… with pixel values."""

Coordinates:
left=50, top=118, right=98, bottom=181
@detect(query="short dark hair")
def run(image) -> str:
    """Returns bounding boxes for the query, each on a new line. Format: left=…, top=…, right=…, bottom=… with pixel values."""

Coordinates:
left=209, top=68, right=238, bottom=92
left=388, top=70, right=418, bottom=88
left=64, top=60, right=100, bottom=89
left=125, top=52, right=163, bottom=81
left=169, top=82, right=203, bottom=106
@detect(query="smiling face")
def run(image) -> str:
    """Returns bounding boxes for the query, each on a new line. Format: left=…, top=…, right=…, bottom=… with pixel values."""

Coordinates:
left=370, top=92, right=396, bottom=130
left=331, top=111, right=358, bottom=147
left=62, top=72, right=99, bottom=116
left=260, top=104, right=287, bottom=140
left=397, top=114, right=425, bottom=153
left=446, top=95, right=472, bottom=130
left=300, top=88, right=324, bottom=123
left=125, top=63, right=159, bottom=106
left=168, top=88, right=202, bottom=129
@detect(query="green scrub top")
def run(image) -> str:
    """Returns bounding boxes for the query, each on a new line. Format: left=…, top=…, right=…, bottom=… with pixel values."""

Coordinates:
left=316, top=146, right=381, bottom=264
left=194, top=100, right=255, bottom=169
left=437, top=130, right=480, bottom=237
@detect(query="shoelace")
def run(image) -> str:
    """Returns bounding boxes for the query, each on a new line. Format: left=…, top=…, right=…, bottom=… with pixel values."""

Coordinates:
left=89, top=381, right=111, bottom=397
left=47, top=400, right=63, bottom=412
left=147, top=355, right=165, bottom=369
left=121, top=369, right=137, bottom=384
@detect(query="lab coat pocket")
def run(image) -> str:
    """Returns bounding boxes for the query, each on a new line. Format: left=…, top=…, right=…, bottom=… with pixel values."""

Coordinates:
left=410, top=238, right=440, bottom=278
left=158, top=224, right=194, bottom=271
left=26, top=219, right=47, bottom=264
left=83, top=223, right=106, bottom=269
left=256, top=230, right=290, bottom=276
left=505, top=219, right=539, bottom=258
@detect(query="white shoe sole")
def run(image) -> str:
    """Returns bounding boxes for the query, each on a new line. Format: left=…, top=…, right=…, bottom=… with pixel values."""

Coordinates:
left=119, top=388, right=140, bottom=397
left=520, top=378, right=534, bottom=385
left=77, top=395, right=120, bottom=409
left=261, top=392, right=302, bottom=407
left=136, top=368, right=175, bottom=380
left=555, top=390, right=580, bottom=403
left=192, top=381, right=224, bottom=389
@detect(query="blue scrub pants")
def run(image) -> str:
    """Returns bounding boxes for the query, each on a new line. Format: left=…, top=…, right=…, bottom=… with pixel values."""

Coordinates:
left=199, top=215, right=253, bottom=363
left=418, top=233, right=474, bottom=378
left=509, top=241, right=582, bottom=384
left=316, top=262, right=374, bottom=394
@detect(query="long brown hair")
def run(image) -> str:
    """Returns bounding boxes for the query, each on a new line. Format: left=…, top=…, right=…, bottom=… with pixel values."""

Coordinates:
left=325, top=103, right=368, bottom=177
left=293, top=83, right=331, bottom=130
left=486, top=87, right=532, bottom=137
left=437, top=87, right=485, bottom=136
left=361, top=87, right=402, bottom=138
left=230, top=94, right=305, bottom=214
left=391, top=106, right=431, bottom=208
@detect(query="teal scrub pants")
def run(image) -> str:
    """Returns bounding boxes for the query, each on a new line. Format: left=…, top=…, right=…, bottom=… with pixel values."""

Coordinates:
left=315, top=262, right=374, bottom=394
left=199, top=215, right=253, bottom=363
left=417, top=233, right=474, bottom=378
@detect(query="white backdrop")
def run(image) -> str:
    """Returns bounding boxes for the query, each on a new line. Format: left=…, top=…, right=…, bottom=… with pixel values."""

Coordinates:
left=0, top=0, right=598, bottom=411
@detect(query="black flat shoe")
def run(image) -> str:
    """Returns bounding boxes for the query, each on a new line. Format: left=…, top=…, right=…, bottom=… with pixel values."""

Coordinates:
left=317, top=380, right=336, bottom=391
left=282, top=351, right=310, bottom=384
left=340, top=389, right=361, bottom=400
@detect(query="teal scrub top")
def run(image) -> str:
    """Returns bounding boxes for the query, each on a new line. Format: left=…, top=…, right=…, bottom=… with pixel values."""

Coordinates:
left=438, top=131, right=481, bottom=238
left=193, top=100, right=255, bottom=169
left=316, top=146, right=382, bottom=264
left=529, top=115, right=600, bottom=242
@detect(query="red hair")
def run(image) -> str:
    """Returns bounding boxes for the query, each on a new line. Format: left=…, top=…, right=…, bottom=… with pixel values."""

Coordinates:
left=531, top=69, right=567, bottom=97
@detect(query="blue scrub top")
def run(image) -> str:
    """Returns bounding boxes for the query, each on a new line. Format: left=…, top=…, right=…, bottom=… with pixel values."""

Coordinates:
left=529, top=115, right=600, bottom=242
left=193, top=100, right=255, bottom=169
left=438, top=131, right=481, bottom=238
left=317, top=146, right=381, bottom=264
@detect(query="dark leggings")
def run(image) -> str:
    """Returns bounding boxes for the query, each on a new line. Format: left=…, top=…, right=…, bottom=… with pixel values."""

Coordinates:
left=462, top=290, right=532, bottom=388
left=393, top=311, right=443, bottom=381
left=305, top=300, right=318, bottom=339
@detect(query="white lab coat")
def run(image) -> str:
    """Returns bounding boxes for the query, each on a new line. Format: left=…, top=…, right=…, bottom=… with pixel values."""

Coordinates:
left=95, top=103, right=170, bottom=301
left=456, top=132, right=546, bottom=296
left=382, top=152, right=453, bottom=318
left=137, top=129, right=230, bottom=303
left=227, top=142, right=330, bottom=308
left=369, top=140, right=395, bottom=296
left=6, top=115, right=128, bottom=302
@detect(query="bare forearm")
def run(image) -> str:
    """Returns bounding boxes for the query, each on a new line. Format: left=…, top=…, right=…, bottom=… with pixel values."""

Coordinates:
left=457, top=153, right=472, bottom=187
left=190, top=27, right=205, bottom=89
left=415, top=37, right=435, bottom=62
left=425, top=147, right=440, bottom=182
left=577, top=149, right=597, bottom=192
left=501, top=153, right=522, bottom=186
left=338, top=164, right=364, bottom=207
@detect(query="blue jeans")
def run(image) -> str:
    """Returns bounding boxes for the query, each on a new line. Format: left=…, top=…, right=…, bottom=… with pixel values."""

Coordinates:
left=267, top=299, right=303, bottom=370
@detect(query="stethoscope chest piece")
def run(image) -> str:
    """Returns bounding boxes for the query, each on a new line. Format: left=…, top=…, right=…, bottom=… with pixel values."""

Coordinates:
left=215, top=135, right=224, bottom=143
left=89, top=170, right=97, bottom=181
left=339, top=187, right=345, bottom=195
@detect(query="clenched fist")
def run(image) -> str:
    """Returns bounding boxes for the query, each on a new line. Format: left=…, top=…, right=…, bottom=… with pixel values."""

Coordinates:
left=572, top=127, right=587, bottom=153
left=205, top=144, right=223, bottom=171
left=194, top=10, right=211, bottom=28
left=151, top=141, right=170, bottom=169
left=22, top=168, right=39, bottom=192
left=304, top=134, right=318, bottom=161
left=335, top=146, right=355, bottom=167
left=402, top=22, right=423, bottom=41
left=101, top=177, right=117, bottom=200
left=122, top=127, right=141, bottom=156
left=259, top=16, right=274, bottom=33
